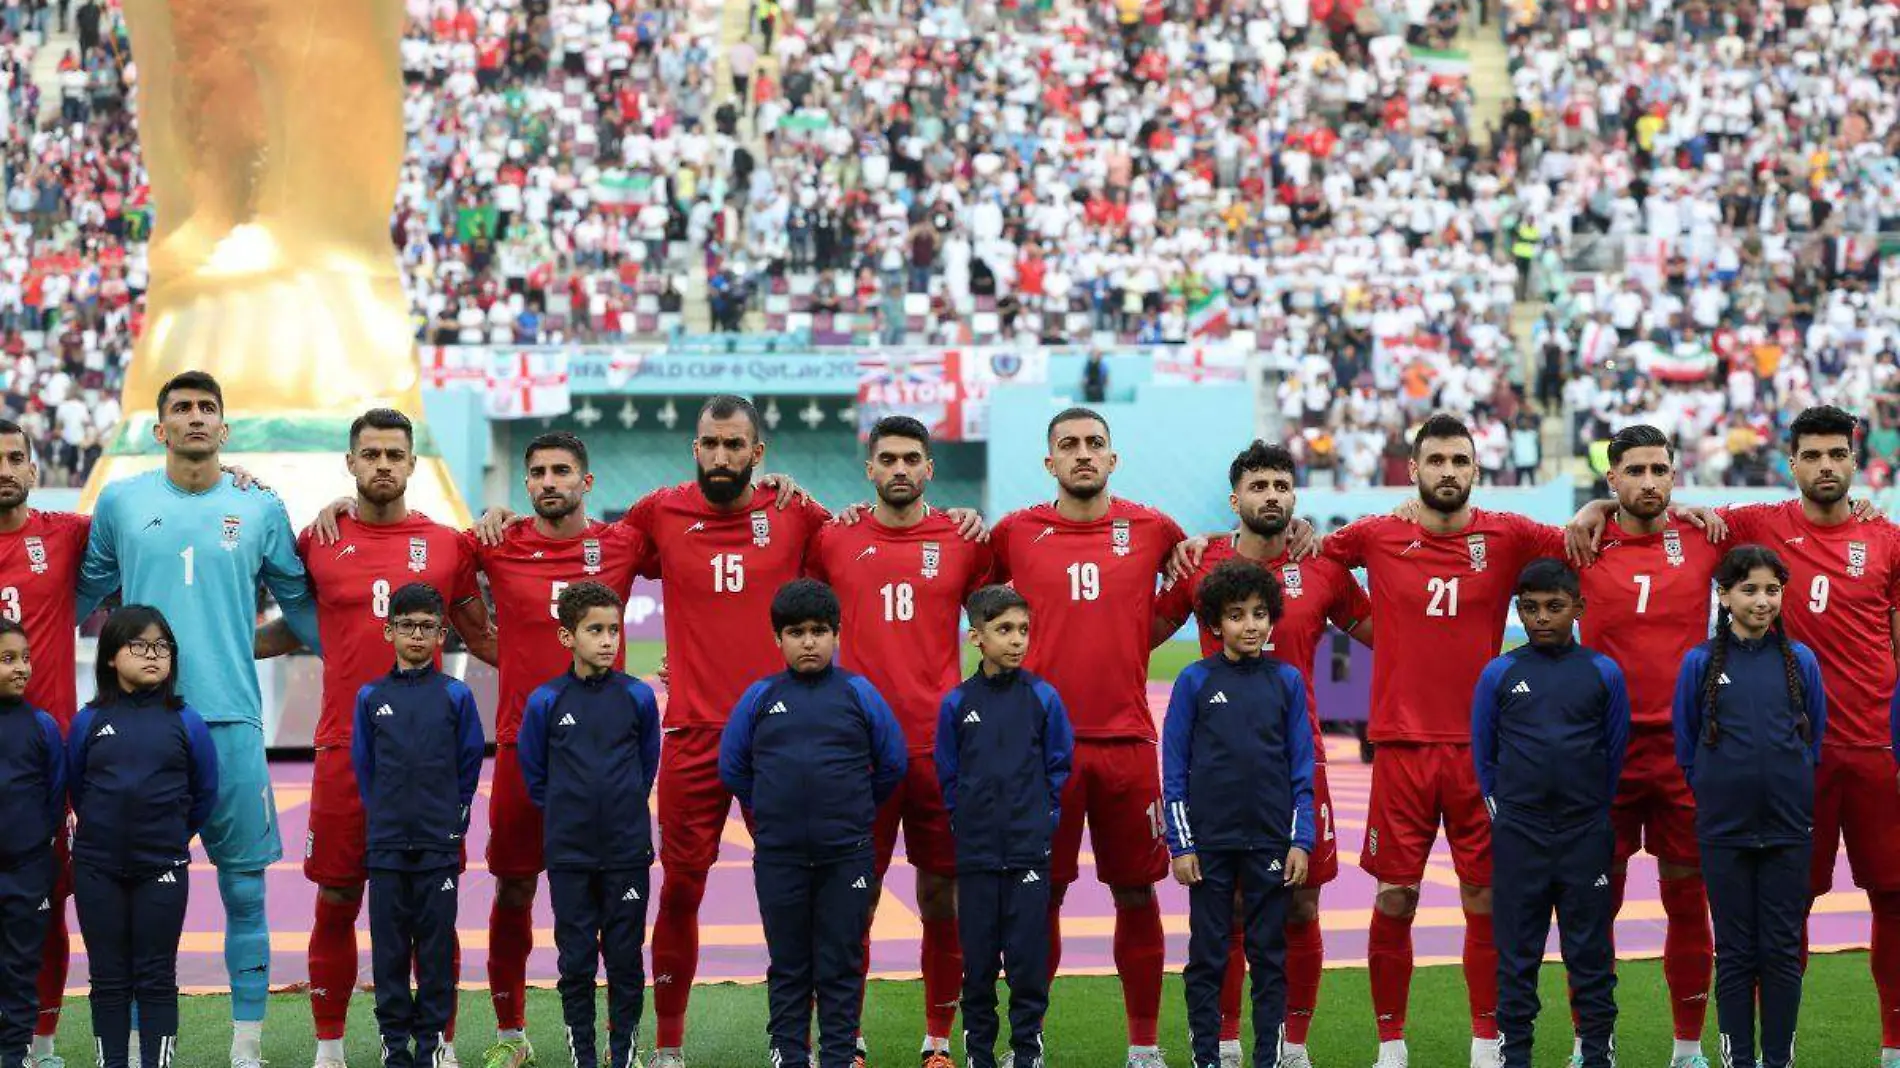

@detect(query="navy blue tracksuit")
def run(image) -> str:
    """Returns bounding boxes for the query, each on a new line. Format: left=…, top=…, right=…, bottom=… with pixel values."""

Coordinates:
left=1471, top=641, right=1630, bottom=1068
left=0, top=698, right=64, bottom=1065
left=1162, top=654, right=1315, bottom=1068
left=933, top=667, right=1073, bottom=1068
left=1674, top=631, right=1826, bottom=1068
left=352, top=666, right=484, bottom=1068
left=67, top=692, right=218, bottom=1068
left=518, top=668, right=662, bottom=1068
left=719, top=665, right=907, bottom=1068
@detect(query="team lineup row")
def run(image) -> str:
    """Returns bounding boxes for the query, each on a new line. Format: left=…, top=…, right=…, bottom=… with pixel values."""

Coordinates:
left=0, top=373, right=1893, bottom=1068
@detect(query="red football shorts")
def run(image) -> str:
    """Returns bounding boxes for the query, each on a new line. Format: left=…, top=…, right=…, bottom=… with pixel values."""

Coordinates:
left=1051, top=739, right=1168, bottom=887
left=1811, top=745, right=1900, bottom=895
left=658, top=727, right=742, bottom=874
left=51, top=820, right=70, bottom=901
left=1307, top=762, right=1340, bottom=887
left=873, top=755, right=957, bottom=878
left=1360, top=742, right=1491, bottom=887
left=486, top=744, right=545, bottom=879
left=1611, top=728, right=1699, bottom=868
left=304, top=747, right=369, bottom=886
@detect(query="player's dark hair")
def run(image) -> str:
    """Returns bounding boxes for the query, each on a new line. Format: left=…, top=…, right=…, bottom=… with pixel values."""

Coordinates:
left=349, top=408, right=415, bottom=449
left=92, top=605, right=184, bottom=709
left=1705, top=545, right=1805, bottom=748
left=156, top=371, right=223, bottom=417
left=1194, top=558, right=1285, bottom=631
left=867, top=415, right=931, bottom=457
left=1411, top=412, right=1473, bottom=458
left=1606, top=423, right=1673, bottom=465
left=1228, top=440, right=1296, bottom=489
left=966, top=585, right=1030, bottom=629
left=388, top=582, right=445, bottom=621
left=770, top=577, right=841, bottom=633
left=1514, top=557, right=1580, bottom=599
left=524, top=431, right=589, bottom=473
left=700, top=395, right=763, bottom=442
left=0, top=418, right=33, bottom=463
left=1046, top=406, right=1110, bottom=447
left=557, top=581, right=625, bottom=632
left=0, top=617, right=27, bottom=647
left=1787, top=405, right=1859, bottom=453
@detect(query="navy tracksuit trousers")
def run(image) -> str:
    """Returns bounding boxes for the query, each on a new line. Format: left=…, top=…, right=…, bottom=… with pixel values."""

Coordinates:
left=368, top=866, right=460, bottom=1068
left=72, top=863, right=188, bottom=1068
left=1702, top=843, right=1810, bottom=1068
left=0, top=854, right=53, bottom=1065
left=1185, top=850, right=1290, bottom=1068
left=548, top=868, right=651, bottom=1068
left=755, top=854, right=875, bottom=1068
left=1492, top=814, right=1618, bottom=1068
left=957, top=869, right=1052, bottom=1068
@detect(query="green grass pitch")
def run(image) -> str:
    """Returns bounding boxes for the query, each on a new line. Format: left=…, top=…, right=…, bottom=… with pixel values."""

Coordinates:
left=60, top=954, right=1881, bottom=1066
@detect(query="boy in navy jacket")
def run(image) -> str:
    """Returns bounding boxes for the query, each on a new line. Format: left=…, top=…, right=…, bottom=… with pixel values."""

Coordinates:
left=0, top=620, right=64, bottom=1068
left=518, top=582, right=662, bottom=1068
left=934, top=586, right=1073, bottom=1068
left=1163, top=560, right=1315, bottom=1068
left=719, top=578, right=907, bottom=1068
left=351, top=584, right=485, bottom=1068
left=1673, top=546, right=1825, bottom=1068
left=68, top=606, right=218, bottom=1068
left=1471, top=559, right=1631, bottom=1068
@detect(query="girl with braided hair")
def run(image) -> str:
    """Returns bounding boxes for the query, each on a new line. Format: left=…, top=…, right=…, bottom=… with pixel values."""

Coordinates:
left=1671, top=545, right=1828, bottom=1068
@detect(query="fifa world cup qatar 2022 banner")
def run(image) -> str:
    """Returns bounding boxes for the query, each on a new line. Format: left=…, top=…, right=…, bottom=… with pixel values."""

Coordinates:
left=854, top=348, right=1050, bottom=442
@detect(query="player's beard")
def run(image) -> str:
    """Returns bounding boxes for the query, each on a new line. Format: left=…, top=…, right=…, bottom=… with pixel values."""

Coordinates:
left=1059, top=470, right=1107, bottom=500
left=1803, top=476, right=1850, bottom=506
left=698, top=462, right=755, bottom=506
left=533, top=491, right=582, bottom=522
left=357, top=476, right=406, bottom=508
left=875, top=477, right=923, bottom=508
left=1621, top=492, right=1669, bottom=521
left=1239, top=507, right=1290, bottom=539
left=1417, top=479, right=1472, bottom=515
left=0, top=482, right=26, bottom=510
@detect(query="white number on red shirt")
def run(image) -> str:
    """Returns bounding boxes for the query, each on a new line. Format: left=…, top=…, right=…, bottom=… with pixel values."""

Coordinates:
left=1067, top=561, right=1100, bottom=601
left=1633, top=574, right=1652, bottom=615
left=711, top=553, right=745, bottom=593
left=372, top=579, right=391, bottom=619
left=0, top=587, right=18, bottom=623
left=548, top=580, right=570, bottom=620
left=1809, top=574, right=1829, bottom=614
left=1426, top=576, right=1460, bottom=617
left=880, top=581, right=914, bottom=622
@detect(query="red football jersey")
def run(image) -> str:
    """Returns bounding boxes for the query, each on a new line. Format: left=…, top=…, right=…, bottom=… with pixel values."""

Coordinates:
left=0, top=510, right=90, bottom=727
left=1579, top=518, right=1721, bottom=730
left=805, top=510, right=993, bottom=753
left=1725, top=501, right=1900, bottom=748
left=620, top=482, right=831, bottom=729
left=1324, top=510, right=1564, bottom=744
left=299, top=512, right=482, bottom=748
left=1155, top=536, right=1370, bottom=760
left=468, top=520, right=652, bottom=742
left=990, top=498, right=1186, bottom=742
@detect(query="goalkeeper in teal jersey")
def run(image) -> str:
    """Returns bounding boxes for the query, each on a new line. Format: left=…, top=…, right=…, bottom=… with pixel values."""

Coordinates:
left=76, top=372, right=322, bottom=1068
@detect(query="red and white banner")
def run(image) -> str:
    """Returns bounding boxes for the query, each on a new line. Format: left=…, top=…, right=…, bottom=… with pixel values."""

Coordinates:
left=1152, top=344, right=1247, bottom=384
left=485, top=350, right=573, bottom=419
left=422, top=346, right=488, bottom=390
left=855, top=348, right=1048, bottom=442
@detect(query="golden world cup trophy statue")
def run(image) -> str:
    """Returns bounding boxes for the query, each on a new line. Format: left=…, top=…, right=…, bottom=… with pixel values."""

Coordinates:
left=80, top=0, right=470, bottom=525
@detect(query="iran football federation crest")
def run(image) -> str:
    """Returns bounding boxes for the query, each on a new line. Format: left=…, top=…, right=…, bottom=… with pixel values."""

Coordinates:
left=1111, top=519, right=1131, bottom=557
left=1663, top=528, right=1685, bottom=568
left=921, top=542, right=941, bottom=579
left=1281, top=564, right=1304, bottom=598
left=582, top=538, right=603, bottom=575
left=407, top=537, right=429, bottom=573
left=23, top=537, right=45, bottom=575
left=750, top=511, right=772, bottom=547
left=1848, top=541, right=1868, bottom=579
left=221, top=515, right=242, bottom=551
left=1466, top=533, right=1488, bottom=572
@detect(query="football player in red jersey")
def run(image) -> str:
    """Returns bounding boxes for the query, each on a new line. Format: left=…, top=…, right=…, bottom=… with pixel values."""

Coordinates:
left=1151, top=440, right=1371, bottom=1068
left=260, top=409, right=498, bottom=1068
left=0, top=419, right=91, bottom=1068
left=620, top=396, right=833, bottom=1068
left=1322, top=414, right=1566, bottom=1068
left=804, top=416, right=993, bottom=1068
left=987, top=408, right=1188, bottom=1068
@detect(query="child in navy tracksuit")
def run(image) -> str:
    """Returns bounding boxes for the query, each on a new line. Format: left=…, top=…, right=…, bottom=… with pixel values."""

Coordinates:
left=1470, top=559, right=1630, bottom=1068
left=934, top=586, right=1073, bottom=1068
left=351, top=584, right=485, bottom=1068
left=1673, top=546, right=1825, bottom=1068
left=518, top=582, right=662, bottom=1068
left=718, top=578, right=907, bottom=1068
left=0, top=620, right=64, bottom=1068
left=67, top=606, right=218, bottom=1068
left=1162, top=560, right=1315, bottom=1068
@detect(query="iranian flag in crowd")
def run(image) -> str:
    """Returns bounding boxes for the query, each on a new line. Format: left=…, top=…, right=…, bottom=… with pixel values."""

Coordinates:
left=1407, top=45, right=1471, bottom=77
left=485, top=350, right=573, bottom=419
left=1187, top=287, right=1230, bottom=338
